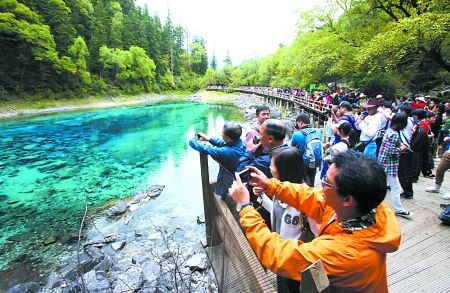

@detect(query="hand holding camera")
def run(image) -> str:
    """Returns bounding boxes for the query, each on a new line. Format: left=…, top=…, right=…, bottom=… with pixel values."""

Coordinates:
left=196, top=132, right=208, bottom=141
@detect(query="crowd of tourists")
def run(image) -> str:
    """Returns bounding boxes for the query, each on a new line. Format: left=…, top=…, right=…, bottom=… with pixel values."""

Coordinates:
left=188, top=92, right=450, bottom=292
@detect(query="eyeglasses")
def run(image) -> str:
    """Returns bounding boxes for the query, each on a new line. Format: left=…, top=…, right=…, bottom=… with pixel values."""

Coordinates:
left=321, top=175, right=337, bottom=189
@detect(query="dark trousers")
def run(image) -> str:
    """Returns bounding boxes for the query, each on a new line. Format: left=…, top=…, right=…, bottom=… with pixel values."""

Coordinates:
left=399, top=151, right=414, bottom=197
left=306, top=167, right=316, bottom=187
left=411, top=151, right=423, bottom=181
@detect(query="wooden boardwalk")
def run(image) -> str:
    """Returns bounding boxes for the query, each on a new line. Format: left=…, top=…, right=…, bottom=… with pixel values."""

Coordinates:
left=386, top=165, right=450, bottom=292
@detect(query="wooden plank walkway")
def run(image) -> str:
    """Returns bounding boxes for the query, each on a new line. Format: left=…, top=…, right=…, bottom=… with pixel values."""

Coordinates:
left=386, top=160, right=450, bottom=292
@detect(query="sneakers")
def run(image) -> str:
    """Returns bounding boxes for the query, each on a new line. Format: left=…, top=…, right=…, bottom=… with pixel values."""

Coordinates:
left=395, top=210, right=414, bottom=218
left=424, top=174, right=435, bottom=178
left=443, top=193, right=450, bottom=200
left=425, top=186, right=440, bottom=193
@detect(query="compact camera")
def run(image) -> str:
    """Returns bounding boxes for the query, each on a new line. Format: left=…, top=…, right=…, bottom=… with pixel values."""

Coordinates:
left=196, top=133, right=202, bottom=139
left=238, top=169, right=252, bottom=182
left=253, top=136, right=260, bottom=144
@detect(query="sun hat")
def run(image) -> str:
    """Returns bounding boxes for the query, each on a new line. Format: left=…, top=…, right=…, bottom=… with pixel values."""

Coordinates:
left=361, top=97, right=379, bottom=108
left=416, top=96, right=426, bottom=102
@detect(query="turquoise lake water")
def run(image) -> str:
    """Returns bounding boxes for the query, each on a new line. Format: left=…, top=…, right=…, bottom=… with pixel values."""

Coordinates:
left=0, top=102, right=243, bottom=276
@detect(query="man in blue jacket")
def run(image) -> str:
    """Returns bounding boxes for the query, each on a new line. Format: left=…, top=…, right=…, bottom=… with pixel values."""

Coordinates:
left=189, top=122, right=247, bottom=198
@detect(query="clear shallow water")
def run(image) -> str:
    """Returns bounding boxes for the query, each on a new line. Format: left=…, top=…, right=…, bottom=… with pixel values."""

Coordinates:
left=0, top=102, right=243, bottom=275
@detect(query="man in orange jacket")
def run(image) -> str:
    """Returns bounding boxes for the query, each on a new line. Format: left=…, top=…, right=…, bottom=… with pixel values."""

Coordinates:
left=229, top=150, right=401, bottom=292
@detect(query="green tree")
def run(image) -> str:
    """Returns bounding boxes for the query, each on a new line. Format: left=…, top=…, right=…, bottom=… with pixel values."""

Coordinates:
left=190, top=40, right=208, bottom=75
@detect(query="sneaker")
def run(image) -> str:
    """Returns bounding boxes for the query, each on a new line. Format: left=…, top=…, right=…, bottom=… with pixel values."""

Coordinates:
left=443, top=193, right=450, bottom=200
left=425, top=186, right=440, bottom=193
left=424, top=174, right=436, bottom=178
left=395, top=210, right=414, bottom=218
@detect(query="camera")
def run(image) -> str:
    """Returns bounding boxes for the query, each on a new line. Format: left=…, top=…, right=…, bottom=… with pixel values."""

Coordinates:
left=253, top=136, right=260, bottom=144
left=238, top=169, right=252, bottom=182
left=196, top=133, right=201, bottom=139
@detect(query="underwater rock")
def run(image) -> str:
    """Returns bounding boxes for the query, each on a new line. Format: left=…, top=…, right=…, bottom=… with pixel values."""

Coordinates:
left=43, top=236, right=57, bottom=246
left=0, top=194, right=8, bottom=201
left=107, top=201, right=128, bottom=217
left=42, top=236, right=56, bottom=245
left=7, top=232, right=34, bottom=242
left=38, top=161, right=68, bottom=172
left=19, top=155, right=41, bottom=163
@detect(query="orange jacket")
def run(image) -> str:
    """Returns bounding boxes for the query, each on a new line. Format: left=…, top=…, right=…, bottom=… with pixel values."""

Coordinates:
left=239, top=178, right=401, bottom=293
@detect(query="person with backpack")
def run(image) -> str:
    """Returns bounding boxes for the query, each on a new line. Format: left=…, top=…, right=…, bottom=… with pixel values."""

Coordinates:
left=291, top=113, right=323, bottom=186
left=378, top=113, right=414, bottom=218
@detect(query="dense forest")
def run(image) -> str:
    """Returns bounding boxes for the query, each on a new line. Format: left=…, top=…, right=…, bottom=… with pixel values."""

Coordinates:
left=0, top=0, right=209, bottom=98
left=0, top=0, right=449, bottom=100
left=207, top=0, right=450, bottom=98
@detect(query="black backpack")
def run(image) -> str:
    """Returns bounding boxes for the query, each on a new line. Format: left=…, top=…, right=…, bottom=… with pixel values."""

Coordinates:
left=410, top=126, right=430, bottom=152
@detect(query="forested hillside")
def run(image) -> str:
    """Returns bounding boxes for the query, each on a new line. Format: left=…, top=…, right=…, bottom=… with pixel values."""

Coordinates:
left=206, top=0, right=450, bottom=97
left=0, top=0, right=208, bottom=98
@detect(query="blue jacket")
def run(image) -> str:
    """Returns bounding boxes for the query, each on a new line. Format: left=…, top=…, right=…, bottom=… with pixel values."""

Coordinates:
left=189, top=137, right=246, bottom=196
left=238, top=144, right=288, bottom=178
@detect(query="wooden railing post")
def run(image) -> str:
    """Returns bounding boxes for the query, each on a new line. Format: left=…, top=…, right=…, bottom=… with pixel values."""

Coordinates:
left=300, top=259, right=330, bottom=293
left=199, top=152, right=221, bottom=246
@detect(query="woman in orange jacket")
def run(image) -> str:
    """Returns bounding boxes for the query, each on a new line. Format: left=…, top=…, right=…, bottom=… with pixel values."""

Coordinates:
left=229, top=150, right=401, bottom=292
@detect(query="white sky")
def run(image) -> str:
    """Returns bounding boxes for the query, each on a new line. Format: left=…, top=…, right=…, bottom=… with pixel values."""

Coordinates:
left=135, top=0, right=323, bottom=67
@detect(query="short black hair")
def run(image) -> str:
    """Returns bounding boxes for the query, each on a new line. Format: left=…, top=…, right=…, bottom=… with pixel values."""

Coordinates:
left=426, top=111, right=436, bottom=118
left=398, top=103, right=412, bottom=116
left=271, top=147, right=310, bottom=186
left=256, top=105, right=270, bottom=116
left=223, top=122, right=242, bottom=141
left=391, top=112, right=408, bottom=131
left=412, top=108, right=427, bottom=120
left=332, top=150, right=387, bottom=215
left=296, top=113, right=310, bottom=124
left=263, top=119, right=286, bottom=141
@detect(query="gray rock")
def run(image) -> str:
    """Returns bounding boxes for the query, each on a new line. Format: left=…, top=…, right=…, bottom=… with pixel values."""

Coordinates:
left=112, top=266, right=143, bottom=293
left=84, top=245, right=104, bottom=260
left=142, top=259, right=160, bottom=283
left=185, top=253, right=208, bottom=271
left=111, top=241, right=126, bottom=251
left=81, top=270, right=111, bottom=292
left=142, top=185, right=165, bottom=198
left=107, top=202, right=128, bottom=217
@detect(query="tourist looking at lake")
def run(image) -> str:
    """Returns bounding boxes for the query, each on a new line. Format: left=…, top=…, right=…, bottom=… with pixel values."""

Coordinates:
left=252, top=146, right=318, bottom=293
left=229, top=150, right=401, bottom=292
left=238, top=119, right=288, bottom=229
left=189, top=121, right=246, bottom=198
left=245, top=105, right=271, bottom=154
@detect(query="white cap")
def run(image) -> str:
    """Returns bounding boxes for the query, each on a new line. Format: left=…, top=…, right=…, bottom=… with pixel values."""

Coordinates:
left=359, top=93, right=366, bottom=98
left=416, top=96, right=426, bottom=102
left=376, top=94, right=382, bottom=99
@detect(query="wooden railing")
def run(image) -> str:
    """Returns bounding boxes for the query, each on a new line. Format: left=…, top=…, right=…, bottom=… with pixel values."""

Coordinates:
left=206, top=86, right=332, bottom=118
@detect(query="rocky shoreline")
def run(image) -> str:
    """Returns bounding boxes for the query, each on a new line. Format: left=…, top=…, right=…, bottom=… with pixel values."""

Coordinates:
left=5, top=92, right=298, bottom=293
